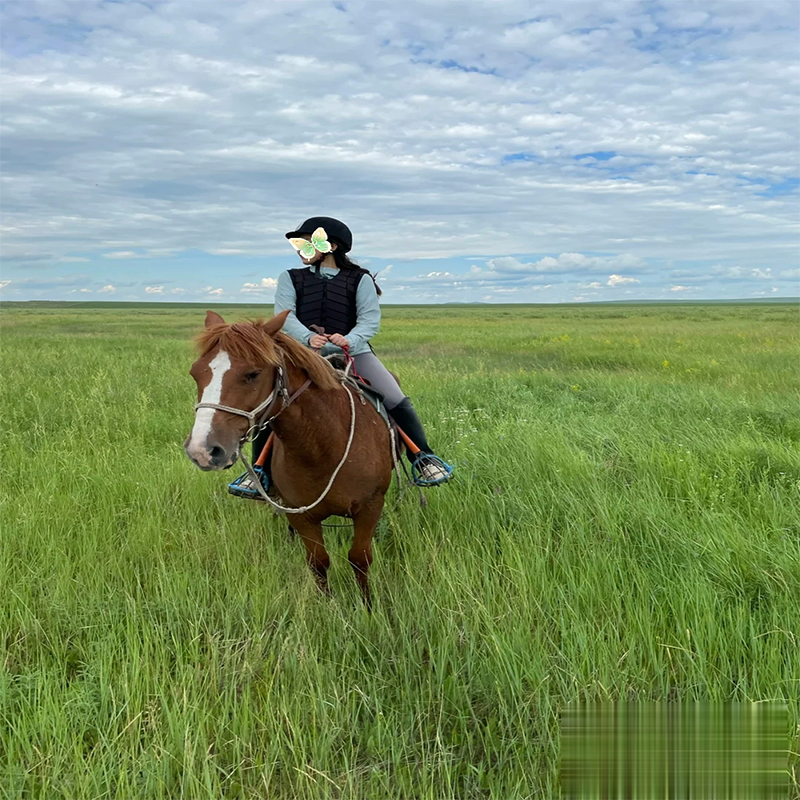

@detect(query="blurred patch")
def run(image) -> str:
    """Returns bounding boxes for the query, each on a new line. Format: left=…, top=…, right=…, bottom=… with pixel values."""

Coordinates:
left=560, top=701, right=788, bottom=799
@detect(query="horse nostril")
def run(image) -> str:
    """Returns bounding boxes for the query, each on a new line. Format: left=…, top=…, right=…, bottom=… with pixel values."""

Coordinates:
left=209, top=445, right=226, bottom=462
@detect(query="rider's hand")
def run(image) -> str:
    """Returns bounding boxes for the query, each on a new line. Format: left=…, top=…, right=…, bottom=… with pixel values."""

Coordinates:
left=309, top=334, right=328, bottom=349
left=328, top=333, right=349, bottom=348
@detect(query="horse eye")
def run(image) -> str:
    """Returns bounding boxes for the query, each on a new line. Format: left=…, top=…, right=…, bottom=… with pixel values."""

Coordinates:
left=244, top=371, right=262, bottom=383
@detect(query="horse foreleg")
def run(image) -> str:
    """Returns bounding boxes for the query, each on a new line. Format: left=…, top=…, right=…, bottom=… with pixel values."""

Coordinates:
left=291, top=518, right=330, bottom=595
left=349, top=502, right=383, bottom=610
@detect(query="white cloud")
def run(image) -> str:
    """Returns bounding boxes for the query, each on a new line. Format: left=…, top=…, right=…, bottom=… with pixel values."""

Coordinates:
left=171, top=287, right=187, bottom=294
left=79, top=288, right=92, bottom=293
left=483, top=253, right=646, bottom=275
left=241, top=277, right=279, bottom=293
left=750, top=268, right=772, bottom=279
left=408, top=253, right=649, bottom=293
left=710, top=266, right=746, bottom=278
left=607, top=274, right=640, bottom=287
left=145, top=285, right=164, bottom=294
left=670, top=285, right=690, bottom=291
left=207, top=287, right=224, bottom=296
left=0, top=2, right=797, bottom=302
left=0, top=281, right=11, bottom=290
left=98, top=284, right=116, bottom=293
left=779, top=268, right=800, bottom=278
left=485, top=257, right=536, bottom=273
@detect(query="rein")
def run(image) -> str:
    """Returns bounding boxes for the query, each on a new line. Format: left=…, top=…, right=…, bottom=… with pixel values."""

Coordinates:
left=238, top=383, right=358, bottom=515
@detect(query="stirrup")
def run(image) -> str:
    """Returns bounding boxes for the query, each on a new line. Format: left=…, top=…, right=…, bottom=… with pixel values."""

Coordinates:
left=227, top=466, right=269, bottom=500
left=411, top=453, right=454, bottom=487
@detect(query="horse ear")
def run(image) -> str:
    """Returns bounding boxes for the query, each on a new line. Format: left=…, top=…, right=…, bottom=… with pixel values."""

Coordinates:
left=261, top=310, right=290, bottom=337
left=205, top=310, right=225, bottom=328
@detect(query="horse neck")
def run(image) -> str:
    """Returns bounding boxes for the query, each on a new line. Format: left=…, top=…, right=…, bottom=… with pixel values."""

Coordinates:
left=270, top=357, right=345, bottom=451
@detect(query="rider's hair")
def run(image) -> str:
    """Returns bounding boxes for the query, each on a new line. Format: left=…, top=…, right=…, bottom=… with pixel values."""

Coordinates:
left=332, top=247, right=383, bottom=296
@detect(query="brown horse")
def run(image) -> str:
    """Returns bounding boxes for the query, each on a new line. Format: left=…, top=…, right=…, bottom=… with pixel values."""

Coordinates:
left=184, top=310, right=394, bottom=606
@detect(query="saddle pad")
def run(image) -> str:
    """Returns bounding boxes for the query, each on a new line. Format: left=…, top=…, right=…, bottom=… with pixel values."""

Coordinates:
left=356, top=380, right=390, bottom=425
left=355, top=382, right=406, bottom=459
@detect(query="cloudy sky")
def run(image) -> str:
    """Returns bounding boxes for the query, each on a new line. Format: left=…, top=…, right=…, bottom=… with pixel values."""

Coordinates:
left=1, top=0, right=798, bottom=304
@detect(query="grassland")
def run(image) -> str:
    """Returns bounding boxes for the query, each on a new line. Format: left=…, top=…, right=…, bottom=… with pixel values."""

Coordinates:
left=1, top=301, right=799, bottom=799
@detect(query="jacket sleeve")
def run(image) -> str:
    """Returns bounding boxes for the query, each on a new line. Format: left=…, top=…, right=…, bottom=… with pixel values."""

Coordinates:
left=344, top=274, right=381, bottom=352
left=273, top=270, right=314, bottom=345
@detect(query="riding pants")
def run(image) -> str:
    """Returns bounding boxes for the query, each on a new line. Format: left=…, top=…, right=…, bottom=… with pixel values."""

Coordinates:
left=350, top=351, right=405, bottom=410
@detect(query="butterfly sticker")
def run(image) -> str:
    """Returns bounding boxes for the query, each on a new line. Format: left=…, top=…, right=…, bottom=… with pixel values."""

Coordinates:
left=289, top=227, right=333, bottom=259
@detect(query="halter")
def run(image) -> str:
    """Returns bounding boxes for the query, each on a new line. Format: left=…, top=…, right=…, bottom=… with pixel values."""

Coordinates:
left=194, top=361, right=311, bottom=444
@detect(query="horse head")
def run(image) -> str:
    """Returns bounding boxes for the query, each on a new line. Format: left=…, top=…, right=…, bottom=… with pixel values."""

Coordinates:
left=184, top=310, right=290, bottom=470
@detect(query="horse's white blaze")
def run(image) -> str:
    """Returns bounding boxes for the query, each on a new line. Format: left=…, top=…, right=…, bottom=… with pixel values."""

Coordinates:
left=187, top=350, right=231, bottom=460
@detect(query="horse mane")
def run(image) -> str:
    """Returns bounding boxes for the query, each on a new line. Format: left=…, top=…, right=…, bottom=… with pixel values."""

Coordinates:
left=195, top=320, right=342, bottom=392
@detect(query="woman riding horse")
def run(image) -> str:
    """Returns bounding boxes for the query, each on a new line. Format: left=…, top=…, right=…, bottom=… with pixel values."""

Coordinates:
left=229, top=216, right=453, bottom=498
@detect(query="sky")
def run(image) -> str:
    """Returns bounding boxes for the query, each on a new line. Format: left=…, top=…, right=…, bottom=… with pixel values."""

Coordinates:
left=1, top=0, right=798, bottom=304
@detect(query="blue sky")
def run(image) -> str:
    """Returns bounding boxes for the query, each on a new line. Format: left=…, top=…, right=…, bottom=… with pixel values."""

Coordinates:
left=1, top=0, right=798, bottom=303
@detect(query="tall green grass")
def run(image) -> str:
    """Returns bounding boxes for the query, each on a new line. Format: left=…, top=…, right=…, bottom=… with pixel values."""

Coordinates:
left=2, top=302, right=798, bottom=798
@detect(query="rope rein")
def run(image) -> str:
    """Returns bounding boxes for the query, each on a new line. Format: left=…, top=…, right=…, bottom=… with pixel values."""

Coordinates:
left=326, top=351, right=403, bottom=495
left=249, top=352, right=403, bottom=515
left=239, top=381, right=358, bottom=514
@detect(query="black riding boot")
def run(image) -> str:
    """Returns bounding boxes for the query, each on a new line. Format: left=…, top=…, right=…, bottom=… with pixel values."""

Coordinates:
left=388, top=397, right=433, bottom=460
left=389, top=398, right=453, bottom=486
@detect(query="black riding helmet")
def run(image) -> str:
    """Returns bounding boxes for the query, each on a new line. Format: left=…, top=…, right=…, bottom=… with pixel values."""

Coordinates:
left=285, top=216, right=353, bottom=252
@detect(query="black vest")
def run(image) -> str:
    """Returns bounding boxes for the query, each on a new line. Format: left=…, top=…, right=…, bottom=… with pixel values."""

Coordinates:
left=289, top=267, right=370, bottom=335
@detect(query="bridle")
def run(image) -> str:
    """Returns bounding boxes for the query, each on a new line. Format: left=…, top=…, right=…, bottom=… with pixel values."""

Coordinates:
left=194, top=359, right=311, bottom=446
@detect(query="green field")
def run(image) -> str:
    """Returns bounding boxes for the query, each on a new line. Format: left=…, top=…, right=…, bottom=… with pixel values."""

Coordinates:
left=2, top=302, right=799, bottom=798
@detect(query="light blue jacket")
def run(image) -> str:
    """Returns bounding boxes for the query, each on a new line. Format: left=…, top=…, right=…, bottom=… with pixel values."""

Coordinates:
left=273, top=265, right=380, bottom=356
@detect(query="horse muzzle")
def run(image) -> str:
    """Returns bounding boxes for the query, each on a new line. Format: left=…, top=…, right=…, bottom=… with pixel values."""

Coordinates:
left=184, top=437, right=239, bottom=471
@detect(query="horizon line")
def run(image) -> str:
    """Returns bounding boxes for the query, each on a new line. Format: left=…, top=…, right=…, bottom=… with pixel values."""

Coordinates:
left=2, top=297, right=798, bottom=307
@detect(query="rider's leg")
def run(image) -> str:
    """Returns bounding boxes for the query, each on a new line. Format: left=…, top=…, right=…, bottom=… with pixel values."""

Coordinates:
left=388, top=399, right=452, bottom=484
left=350, top=352, right=405, bottom=410
left=351, top=352, right=429, bottom=451
left=385, top=397, right=432, bottom=455
left=351, top=352, right=452, bottom=485
left=228, top=425, right=272, bottom=499
left=252, top=425, right=271, bottom=463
